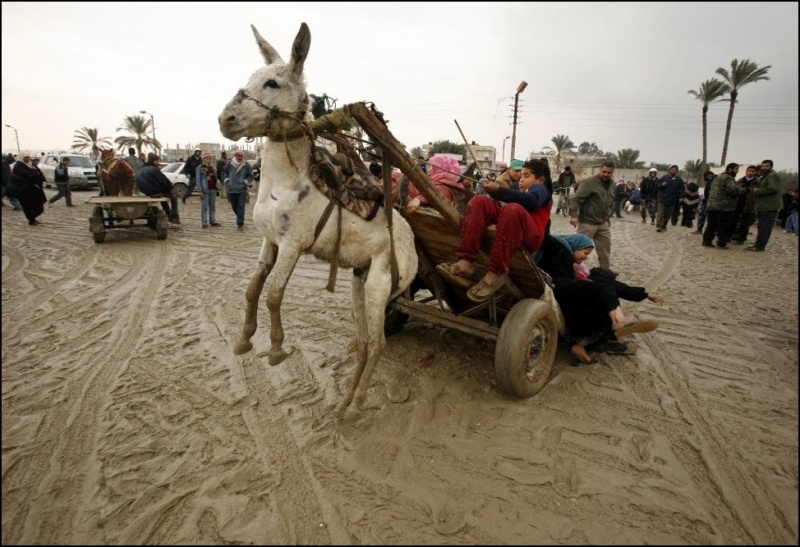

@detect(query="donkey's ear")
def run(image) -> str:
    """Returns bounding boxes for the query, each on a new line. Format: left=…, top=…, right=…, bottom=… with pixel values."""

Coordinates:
left=288, top=22, right=310, bottom=77
left=251, top=24, right=284, bottom=65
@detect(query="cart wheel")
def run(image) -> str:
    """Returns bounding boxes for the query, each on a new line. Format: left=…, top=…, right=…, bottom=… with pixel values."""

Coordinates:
left=90, top=206, right=106, bottom=243
left=172, top=183, right=188, bottom=199
left=155, top=210, right=169, bottom=240
left=495, top=298, right=558, bottom=398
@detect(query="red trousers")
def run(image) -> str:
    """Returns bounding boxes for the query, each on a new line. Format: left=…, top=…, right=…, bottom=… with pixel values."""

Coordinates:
left=456, top=195, right=545, bottom=274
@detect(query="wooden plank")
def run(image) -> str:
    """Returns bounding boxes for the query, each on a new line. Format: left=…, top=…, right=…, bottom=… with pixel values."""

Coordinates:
left=86, top=196, right=168, bottom=205
left=391, top=297, right=499, bottom=341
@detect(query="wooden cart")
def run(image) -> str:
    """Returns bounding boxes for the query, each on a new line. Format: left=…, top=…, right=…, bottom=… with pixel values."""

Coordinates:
left=346, top=102, right=560, bottom=398
left=86, top=196, right=170, bottom=243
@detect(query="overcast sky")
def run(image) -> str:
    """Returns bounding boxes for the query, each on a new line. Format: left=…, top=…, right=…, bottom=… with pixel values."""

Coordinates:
left=2, top=2, right=798, bottom=170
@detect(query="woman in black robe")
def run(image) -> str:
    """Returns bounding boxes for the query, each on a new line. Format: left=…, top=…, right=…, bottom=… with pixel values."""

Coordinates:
left=9, top=155, right=47, bottom=225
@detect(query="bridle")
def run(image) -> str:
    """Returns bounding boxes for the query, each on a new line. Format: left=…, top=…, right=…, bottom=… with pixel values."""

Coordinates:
left=236, top=89, right=313, bottom=143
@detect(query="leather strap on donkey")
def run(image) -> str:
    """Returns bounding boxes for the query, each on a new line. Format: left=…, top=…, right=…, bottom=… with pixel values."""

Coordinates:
left=309, top=145, right=387, bottom=292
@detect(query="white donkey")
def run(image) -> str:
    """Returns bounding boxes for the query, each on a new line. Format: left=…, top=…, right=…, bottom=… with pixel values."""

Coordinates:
left=218, top=23, right=418, bottom=419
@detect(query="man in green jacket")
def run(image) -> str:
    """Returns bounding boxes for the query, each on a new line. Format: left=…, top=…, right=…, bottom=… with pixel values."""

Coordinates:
left=746, top=159, right=783, bottom=252
left=569, top=160, right=615, bottom=268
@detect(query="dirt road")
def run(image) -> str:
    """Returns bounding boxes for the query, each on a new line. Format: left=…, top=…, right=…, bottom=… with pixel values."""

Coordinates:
left=2, top=192, right=797, bottom=544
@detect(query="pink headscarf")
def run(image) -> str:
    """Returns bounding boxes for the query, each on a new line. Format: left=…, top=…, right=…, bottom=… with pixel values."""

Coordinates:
left=407, top=154, right=464, bottom=205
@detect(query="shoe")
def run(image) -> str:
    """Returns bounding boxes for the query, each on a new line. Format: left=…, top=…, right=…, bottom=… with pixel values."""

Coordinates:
left=651, top=220, right=655, bottom=225
left=717, top=244, right=729, bottom=249
left=744, top=246, right=764, bottom=252
left=237, top=226, right=244, bottom=231
left=67, top=204, right=76, bottom=207
left=28, top=220, right=41, bottom=226
left=656, top=228, right=662, bottom=232
left=211, top=222, right=221, bottom=227
left=614, top=320, right=658, bottom=340
left=693, top=229, right=702, bottom=234
left=641, top=219, right=646, bottom=223
left=202, top=224, right=209, bottom=228
left=594, top=340, right=638, bottom=355
left=702, top=242, right=714, bottom=247
left=436, top=262, right=474, bottom=288
left=731, top=240, right=743, bottom=245
left=466, top=275, right=507, bottom=303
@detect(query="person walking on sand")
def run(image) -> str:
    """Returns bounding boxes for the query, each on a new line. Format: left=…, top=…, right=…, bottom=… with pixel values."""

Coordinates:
left=195, top=153, right=221, bottom=228
left=223, top=149, right=255, bottom=231
left=640, top=168, right=659, bottom=224
left=655, top=165, right=684, bottom=232
left=569, top=160, right=615, bottom=269
left=746, top=159, right=783, bottom=252
left=9, top=154, right=47, bottom=225
left=47, top=156, right=75, bottom=208
left=702, top=163, right=743, bottom=249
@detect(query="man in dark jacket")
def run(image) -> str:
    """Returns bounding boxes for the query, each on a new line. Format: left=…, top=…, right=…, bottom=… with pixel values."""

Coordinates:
left=640, top=168, right=659, bottom=224
left=137, top=153, right=180, bottom=224
left=181, top=147, right=203, bottom=203
left=48, top=156, right=74, bottom=207
left=730, top=165, right=759, bottom=244
left=655, top=165, right=684, bottom=232
left=746, top=159, right=783, bottom=252
left=702, top=163, right=743, bottom=249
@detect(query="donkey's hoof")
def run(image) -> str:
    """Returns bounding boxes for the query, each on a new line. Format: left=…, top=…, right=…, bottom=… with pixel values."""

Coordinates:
left=234, top=339, right=253, bottom=355
left=269, top=346, right=294, bottom=366
left=336, top=401, right=359, bottom=421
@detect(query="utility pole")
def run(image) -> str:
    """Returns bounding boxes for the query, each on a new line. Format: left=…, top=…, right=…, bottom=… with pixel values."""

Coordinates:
left=509, top=80, right=527, bottom=162
left=5, top=124, right=20, bottom=156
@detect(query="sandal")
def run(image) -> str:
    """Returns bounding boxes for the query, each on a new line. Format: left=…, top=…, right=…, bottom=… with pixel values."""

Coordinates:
left=569, top=357, right=599, bottom=366
left=614, top=319, right=658, bottom=339
left=466, top=275, right=506, bottom=303
left=435, top=262, right=473, bottom=288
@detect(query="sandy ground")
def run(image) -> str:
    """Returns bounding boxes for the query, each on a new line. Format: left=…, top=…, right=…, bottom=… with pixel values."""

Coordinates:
left=2, top=188, right=798, bottom=545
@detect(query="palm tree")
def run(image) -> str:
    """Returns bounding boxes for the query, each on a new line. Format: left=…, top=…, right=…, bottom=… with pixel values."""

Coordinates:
left=616, top=148, right=645, bottom=169
left=683, top=159, right=705, bottom=183
left=550, top=134, right=575, bottom=173
left=71, top=127, right=113, bottom=160
left=715, top=58, right=771, bottom=165
left=578, top=141, right=601, bottom=157
left=114, top=115, right=158, bottom=155
left=687, top=78, right=729, bottom=168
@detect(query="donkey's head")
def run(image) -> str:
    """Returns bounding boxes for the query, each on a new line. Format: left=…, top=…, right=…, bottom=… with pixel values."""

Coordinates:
left=218, top=23, right=311, bottom=141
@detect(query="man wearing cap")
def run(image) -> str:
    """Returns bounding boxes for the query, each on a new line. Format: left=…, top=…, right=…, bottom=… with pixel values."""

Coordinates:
left=641, top=168, right=659, bottom=224
left=181, top=147, right=204, bottom=203
left=495, top=159, right=524, bottom=190
left=569, top=160, right=615, bottom=269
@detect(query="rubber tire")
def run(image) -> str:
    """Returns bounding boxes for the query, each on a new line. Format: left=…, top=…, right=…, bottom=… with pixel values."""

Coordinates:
left=495, top=298, right=558, bottom=398
left=91, top=205, right=106, bottom=243
left=155, top=210, right=168, bottom=240
left=172, top=182, right=188, bottom=199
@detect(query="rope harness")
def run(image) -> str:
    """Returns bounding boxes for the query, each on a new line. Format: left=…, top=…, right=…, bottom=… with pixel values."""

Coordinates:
left=238, top=90, right=400, bottom=294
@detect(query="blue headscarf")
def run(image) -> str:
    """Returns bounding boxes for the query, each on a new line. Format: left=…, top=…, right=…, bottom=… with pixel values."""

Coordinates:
left=553, top=233, right=594, bottom=253
left=532, top=232, right=594, bottom=264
